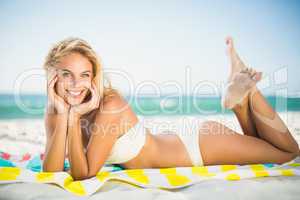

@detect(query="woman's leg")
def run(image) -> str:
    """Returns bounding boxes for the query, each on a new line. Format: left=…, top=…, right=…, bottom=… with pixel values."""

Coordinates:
left=223, top=37, right=260, bottom=138
left=198, top=121, right=297, bottom=165
left=232, top=95, right=258, bottom=138
left=231, top=88, right=299, bottom=155
left=223, top=37, right=299, bottom=155
left=202, top=37, right=299, bottom=165
left=249, top=87, right=299, bottom=154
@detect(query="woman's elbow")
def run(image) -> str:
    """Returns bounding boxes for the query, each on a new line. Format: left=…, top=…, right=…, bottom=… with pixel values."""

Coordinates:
left=70, top=169, right=90, bottom=181
left=72, top=171, right=97, bottom=181
left=42, top=163, right=64, bottom=172
left=72, top=175, right=87, bottom=181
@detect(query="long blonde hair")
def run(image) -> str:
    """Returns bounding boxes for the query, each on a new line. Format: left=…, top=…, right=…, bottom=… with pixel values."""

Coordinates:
left=43, top=37, right=114, bottom=100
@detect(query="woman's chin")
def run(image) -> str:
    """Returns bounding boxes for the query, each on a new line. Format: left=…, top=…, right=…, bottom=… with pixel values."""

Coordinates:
left=66, top=97, right=84, bottom=106
left=68, top=101, right=81, bottom=106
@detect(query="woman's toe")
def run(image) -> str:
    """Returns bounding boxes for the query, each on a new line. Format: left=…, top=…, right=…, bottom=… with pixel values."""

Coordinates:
left=252, top=72, right=262, bottom=82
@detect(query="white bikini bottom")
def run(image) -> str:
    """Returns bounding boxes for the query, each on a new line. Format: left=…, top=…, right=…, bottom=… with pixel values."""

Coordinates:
left=175, top=122, right=204, bottom=166
left=106, top=119, right=204, bottom=167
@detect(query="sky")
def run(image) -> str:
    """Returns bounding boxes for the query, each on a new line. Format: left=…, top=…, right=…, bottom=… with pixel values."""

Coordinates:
left=1, top=0, right=300, bottom=96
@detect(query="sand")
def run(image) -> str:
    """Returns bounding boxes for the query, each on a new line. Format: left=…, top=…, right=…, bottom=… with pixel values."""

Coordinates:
left=0, top=112, right=299, bottom=155
left=1, top=113, right=300, bottom=200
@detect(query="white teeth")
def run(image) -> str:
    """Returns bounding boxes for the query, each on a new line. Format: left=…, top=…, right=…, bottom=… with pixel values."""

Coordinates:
left=68, top=91, right=82, bottom=97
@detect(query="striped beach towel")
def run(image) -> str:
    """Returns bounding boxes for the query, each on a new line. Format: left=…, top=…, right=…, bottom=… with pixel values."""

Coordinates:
left=1, top=151, right=299, bottom=196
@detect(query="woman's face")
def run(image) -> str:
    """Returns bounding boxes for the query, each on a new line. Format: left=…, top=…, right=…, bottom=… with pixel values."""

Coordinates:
left=54, top=52, right=93, bottom=106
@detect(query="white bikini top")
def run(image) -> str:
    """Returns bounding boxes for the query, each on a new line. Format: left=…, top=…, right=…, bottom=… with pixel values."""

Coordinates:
left=105, top=121, right=147, bottom=164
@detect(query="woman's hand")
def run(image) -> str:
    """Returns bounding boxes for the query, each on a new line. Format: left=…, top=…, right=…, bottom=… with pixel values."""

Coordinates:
left=69, top=82, right=100, bottom=119
left=47, top=70, right=70, bottom=114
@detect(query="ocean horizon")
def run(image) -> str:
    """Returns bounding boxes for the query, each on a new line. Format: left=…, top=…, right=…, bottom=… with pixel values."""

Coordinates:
left=0, top=93, right=299, bottom=119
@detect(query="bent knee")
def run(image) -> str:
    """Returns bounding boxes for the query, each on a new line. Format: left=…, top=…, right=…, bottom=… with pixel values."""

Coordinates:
left=276, top=152, right=298, bottom=164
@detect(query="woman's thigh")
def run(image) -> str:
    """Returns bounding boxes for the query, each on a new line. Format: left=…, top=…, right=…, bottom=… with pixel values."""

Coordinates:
left=198, top=121, right=296, bottom=165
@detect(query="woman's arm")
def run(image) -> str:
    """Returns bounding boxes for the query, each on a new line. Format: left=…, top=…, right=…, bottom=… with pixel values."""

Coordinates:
left=67, top=94, right=136, bottom=180
left=67, top=111, right=89, bottom=179
left=42, top=112, right=69, bottom=172
left=43, top=72, right=70, bottom=172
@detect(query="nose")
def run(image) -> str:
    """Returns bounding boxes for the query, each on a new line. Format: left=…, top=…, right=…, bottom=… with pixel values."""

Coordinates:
left=68, top=77, right=89, bottom=88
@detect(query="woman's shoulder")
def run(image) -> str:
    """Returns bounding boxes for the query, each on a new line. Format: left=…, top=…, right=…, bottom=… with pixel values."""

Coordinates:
left=99, top=89, right=130, bottom=115
left=94, top=89, right=137, bottom=129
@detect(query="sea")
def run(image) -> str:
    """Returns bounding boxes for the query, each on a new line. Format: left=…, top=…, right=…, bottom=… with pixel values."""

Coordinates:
left=0, top=94, right=299, bottom=119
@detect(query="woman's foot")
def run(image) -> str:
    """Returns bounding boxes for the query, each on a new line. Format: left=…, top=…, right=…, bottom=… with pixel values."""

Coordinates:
left=225, top=37, right=247, bottom=82
left=222, top=68, right=262, bottom=109
left=222, top=37, right=262, bottom=109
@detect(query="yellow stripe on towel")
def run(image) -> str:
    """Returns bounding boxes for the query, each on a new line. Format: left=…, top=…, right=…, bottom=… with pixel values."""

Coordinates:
left=250, top=164, right=269, bottom=177
left=191, top=166, right=216, bottom=177
left=250, top=164, right=265, bottom=171
left=64, top=176, right=86, bottom=196
left=221, top=165, right=237, bottom=172
left=160, top=168, right=191, bottom=186
left=280, top=169, right=294, bottom=176
left=96, top=171, right=111, bottom=182
left=226, top=173, right=241, bottom=180
left=36, top=172, right=55, bottom=182
left=125, top=169, right=150, bottom=184
left=0, top=167, right=21, bottom=181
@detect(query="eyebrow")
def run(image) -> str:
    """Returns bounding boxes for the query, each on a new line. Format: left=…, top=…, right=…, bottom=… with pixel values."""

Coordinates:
left=81, top=70, right=92, bottom=74
left=58, top=69, right=91, bottom=74
left=60, top=69, right=71, bottom=73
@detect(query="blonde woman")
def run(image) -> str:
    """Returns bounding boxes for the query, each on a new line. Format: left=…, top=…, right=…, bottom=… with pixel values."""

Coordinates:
left=42, top=37, right=299, bottom=180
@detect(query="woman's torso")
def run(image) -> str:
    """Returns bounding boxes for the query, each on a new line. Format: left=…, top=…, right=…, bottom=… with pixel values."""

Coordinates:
left=65, top=110, right=193, bottom=169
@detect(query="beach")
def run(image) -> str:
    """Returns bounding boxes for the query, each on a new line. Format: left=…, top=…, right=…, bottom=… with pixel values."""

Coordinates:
left=1, top=112, right=300, bottom=200
left=1, top=1, right=300, bottom=199
left=1, top=112, right=300, bottom=155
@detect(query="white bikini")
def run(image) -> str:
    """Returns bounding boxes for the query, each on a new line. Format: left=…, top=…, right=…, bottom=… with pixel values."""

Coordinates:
left=105, top=119, right=204, bottom=166
left=105, top=121, right=147, bottom=164
left=176, top=123, right=203, bottom=166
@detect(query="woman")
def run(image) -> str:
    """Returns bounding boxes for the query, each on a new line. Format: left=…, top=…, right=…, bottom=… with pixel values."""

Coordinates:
left=42, top=37, right=299, bottom=181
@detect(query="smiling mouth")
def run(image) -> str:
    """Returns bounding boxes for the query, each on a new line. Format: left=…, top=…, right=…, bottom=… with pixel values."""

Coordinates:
left=67, top=90, right=84, bottom=98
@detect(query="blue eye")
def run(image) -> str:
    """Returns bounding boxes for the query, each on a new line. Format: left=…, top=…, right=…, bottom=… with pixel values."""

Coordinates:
left=62, top=72, right=70, bottom=77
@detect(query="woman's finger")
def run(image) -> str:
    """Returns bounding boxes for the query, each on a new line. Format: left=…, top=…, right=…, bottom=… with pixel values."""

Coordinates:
left=48, top=85, right=55, bottom=102
left=89, top=83, right=97, bottom=100
left=49, top=76, right=57, bottom=91
left=91, top=82, right=100, bottom=102
left=48, top=72, right=56, bottom=82
left=48, top=76, right=58, bottom=101
left=47, top=68, right=57, bottom=82
left=86, top=84, right=99, bottom=109
left=48, top=74, right=57, bottom=87
left=48, top=76, right=56, bottom=94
